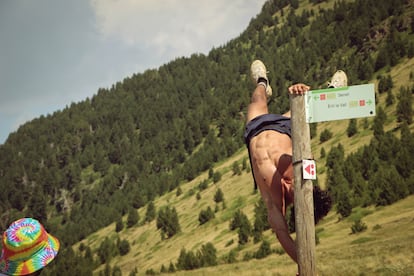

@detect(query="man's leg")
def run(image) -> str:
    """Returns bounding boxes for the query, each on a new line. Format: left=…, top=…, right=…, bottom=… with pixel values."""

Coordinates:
left=247, top=60, right=272, bottom=123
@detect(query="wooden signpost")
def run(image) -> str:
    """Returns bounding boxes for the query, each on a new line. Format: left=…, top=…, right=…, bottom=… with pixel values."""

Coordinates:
left=290, top=84, right=376, bottom=275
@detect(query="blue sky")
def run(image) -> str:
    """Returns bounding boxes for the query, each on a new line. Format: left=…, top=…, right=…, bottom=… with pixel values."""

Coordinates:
left=0, top=0, right=264, bottom=144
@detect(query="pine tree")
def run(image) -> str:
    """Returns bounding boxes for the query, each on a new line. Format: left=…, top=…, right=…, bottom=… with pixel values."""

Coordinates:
left=386, top=89, right=394, bottom=106
left=320, top=147, right=326, bottom=158
left=208, top=167, right=214, bottom=179
left=213, top=171, right=222, bottom=183
left=97, top=237, right=115, bottom=264
left=370, top=167, right=407, bottom=206
left=253, top=199, right=270, bottom=243
left=168, top=262, right=176, bottom=273
left=320, top=129, right=333, bottom=143
left=118, top=239, right=130, bottom=256
left=198, top=242, right=217, bottom=267
left=238, top=216, right=252, bottom=245
left=229, top=210, right=244, bottom=230
left=326, top=144, right=345, bottom=170
left=103, top=263, right=111, bottom=276
left=176, top=248, right=199, bottom=270
left=126, top=208, right=139, bottom=228
left=232, top=161, right=241, bottom=175
left=115, top=217, right=124, bottom=232
left=326, top=162, right=346, bottom=202
left=336, top=184, right=352, bottom=218
left=156, top=206, right=181, bottom=239
left=373, top=106, right=386, bottom=138
left=144, top=201, right=156, bottom=223
left=214, top=188, right=224, bottom=203
left=347, top=119, right=358, bottom=137
left=396, top=123, right=414, bottom=178
left=375, top=46, right=390, bottom=70
left=198, top=207, right=215, bottom=225
left=160, top=264, right=167, bottom=273
left=176, top=186, right=183, bottom=197
left=378, top=75, right=393, bottom=94
left=397, top=86, right=413, bottom=124
left=255, top=240, right=272, bottom=259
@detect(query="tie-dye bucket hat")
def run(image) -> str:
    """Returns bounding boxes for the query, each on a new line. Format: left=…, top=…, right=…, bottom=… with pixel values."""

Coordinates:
left=0, top=218, right=60, bottom=275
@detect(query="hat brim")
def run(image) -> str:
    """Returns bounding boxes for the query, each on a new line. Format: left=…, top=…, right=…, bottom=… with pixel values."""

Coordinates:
left=0, top=233, right=60, bottom=275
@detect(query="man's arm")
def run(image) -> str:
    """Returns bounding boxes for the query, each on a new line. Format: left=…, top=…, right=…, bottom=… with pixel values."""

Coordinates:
left=268, top=203, right=297, bottom=263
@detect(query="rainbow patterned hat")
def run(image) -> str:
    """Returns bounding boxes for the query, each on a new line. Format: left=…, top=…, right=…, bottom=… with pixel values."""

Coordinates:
left=0, top=218, right=60, bottom=275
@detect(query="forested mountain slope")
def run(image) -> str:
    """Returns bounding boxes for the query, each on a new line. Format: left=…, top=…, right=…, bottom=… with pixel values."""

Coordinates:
left=0, top=0, right=413, bottom=274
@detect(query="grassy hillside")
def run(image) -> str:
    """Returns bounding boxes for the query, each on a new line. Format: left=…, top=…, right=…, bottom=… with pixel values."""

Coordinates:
left=81, top=154, right=414, bottom=276
left=74, top=56, right=414, bottom=276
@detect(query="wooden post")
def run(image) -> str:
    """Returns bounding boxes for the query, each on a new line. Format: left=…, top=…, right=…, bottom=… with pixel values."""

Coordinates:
left=290, top=93, right=316, bottom=276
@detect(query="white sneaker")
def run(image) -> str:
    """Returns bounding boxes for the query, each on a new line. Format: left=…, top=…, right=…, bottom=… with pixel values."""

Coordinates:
left=251, top=60, right=272, bottom=98
left=328, top=70, right=348, bottom=88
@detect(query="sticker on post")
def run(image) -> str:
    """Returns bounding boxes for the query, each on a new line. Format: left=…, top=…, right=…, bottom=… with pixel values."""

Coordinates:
left=303, top=159, right=316, bottom=180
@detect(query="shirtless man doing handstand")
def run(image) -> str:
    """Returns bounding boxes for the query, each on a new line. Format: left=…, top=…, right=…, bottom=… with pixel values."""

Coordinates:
left=244, top=60, right=342, bottom=262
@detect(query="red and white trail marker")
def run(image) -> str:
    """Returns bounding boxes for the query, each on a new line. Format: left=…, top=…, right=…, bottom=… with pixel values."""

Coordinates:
left=302, top=159, right=316, bottom=180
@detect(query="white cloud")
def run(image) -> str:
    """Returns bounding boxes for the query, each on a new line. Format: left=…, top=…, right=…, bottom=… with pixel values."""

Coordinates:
left=90, top=0, right=262, bottom=57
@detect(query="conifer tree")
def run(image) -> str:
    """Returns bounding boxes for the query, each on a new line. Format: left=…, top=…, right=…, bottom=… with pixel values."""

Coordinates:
left=213, top=171, right=222, bottom=183
left=97, top=237, right=115, bottom=264
left=238, top=216, right=252, bottom=245
left=397, top=86, right=413, bottom=124
left=144, top=201, right=156, bottom=223
left=156, top=206, right=181, bottom=239
left=320, top=129, right=333, bottom=143
left=168, top=262, right=176, bottom=273
left=373, top=106, right=386, bottom=138
left=347, top=119, right=358, bottom=137
left=326, top=162, right=346, bottom=202
left=336, top=184, right=352, bottom=218
left=229, top=210, right=244, bottom=230
left=214, top=188, right=224, bottom=203
left=232, top=161, right=241, bottom=175
left=396, top=123, right=414, bottom=178
left=386, top=89, right=394, bottom=106
left=378, top=75, right=393, bottom=94
left=126, top=208, right=139, bottom=228
left=115, top=217, right=124, bottom=232
left=198, top=242, right=217, bottom=267
left=255, top=240, right=272, bottom=259
left=253, top=199, right=270, bottom=243
left=326, top=144, right=345, bottom=170
left=198, top=207, right=215, bottom=225
left=118, top=239, right=130, bottom=256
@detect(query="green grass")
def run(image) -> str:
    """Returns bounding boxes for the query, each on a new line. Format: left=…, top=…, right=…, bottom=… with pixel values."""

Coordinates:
left=350, top=237, right=376, bottom=245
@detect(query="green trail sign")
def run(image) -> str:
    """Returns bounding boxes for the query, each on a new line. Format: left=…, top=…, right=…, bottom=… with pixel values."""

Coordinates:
left=305, top=83, right=376, bottom=123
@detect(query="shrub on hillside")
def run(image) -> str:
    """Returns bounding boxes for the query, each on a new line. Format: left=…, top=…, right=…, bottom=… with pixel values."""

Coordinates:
left=351, top=219, right=367, bottom=234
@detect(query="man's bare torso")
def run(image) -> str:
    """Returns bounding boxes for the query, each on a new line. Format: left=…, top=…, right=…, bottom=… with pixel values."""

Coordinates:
left=249, top=129, right=294, bottom=215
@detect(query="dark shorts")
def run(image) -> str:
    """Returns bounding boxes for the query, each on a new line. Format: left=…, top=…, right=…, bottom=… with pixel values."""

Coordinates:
left=244, top=114, right=291, bottom=145
left=244, top=114, right=291, bottom=189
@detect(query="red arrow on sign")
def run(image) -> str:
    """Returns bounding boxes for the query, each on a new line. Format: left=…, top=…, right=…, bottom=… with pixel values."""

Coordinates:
left=305, top=164, right=313, bottom=175
left=303, top=160, right=316, bottom=180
